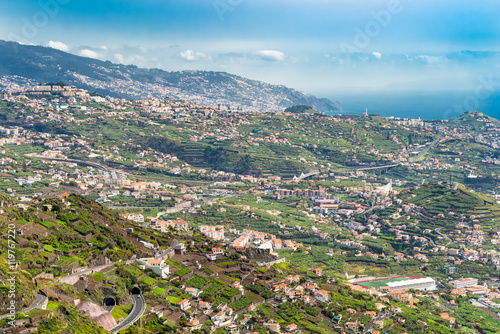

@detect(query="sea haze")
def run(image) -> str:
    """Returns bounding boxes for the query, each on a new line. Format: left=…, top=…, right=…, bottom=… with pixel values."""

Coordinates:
left=326, top=91, right=500, bottom=121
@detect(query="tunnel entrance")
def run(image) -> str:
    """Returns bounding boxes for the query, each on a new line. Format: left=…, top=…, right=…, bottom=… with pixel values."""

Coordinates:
left=131, top=287, right=141, bottom=295
left=104, top=297, right=116, bottom=307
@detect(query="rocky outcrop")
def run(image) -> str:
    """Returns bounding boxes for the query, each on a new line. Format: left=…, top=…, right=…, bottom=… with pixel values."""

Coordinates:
left=77, top=301, right=117, bottom=331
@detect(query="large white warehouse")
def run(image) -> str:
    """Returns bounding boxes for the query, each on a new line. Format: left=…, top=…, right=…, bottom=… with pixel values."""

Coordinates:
left=387, top=277, right=436, bottom=291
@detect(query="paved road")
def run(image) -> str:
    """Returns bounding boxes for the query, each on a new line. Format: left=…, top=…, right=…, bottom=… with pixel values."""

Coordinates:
left=409, top=133, right=443, bottom=163
left=356, top=133, right=442, bottom=171
left=58, top=264, right=115, bottom=282
left=363, top=311, right=395, bottom=333
left=109, top=294, right=146, bottom=333
left=435, top=227, right=452, bottom=245
left=58, top=260, right=136, bottom=284
left=155, top=238, right=180, bottom=259
left=25, top=155, right=109, bottom=171
left=0, top=293, right=47, bottom=320
left=355, top=163, right=401, bottom=171
left=104, top=303, right=115, bottom=313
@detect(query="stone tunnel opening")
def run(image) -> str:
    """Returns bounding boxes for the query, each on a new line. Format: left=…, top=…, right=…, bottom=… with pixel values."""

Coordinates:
left=104, top=297, right=116, bottom=307
left=131, top=287, right=141, bottom=295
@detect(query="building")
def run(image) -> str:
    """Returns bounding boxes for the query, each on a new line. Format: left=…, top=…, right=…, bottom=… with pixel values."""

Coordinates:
left=346, top=321, right=359, bottom=331
left=187, top=318, right=202, bottom=330
left=442, top=265, right=457, bottom=275
left=185, top=287, right=202, bottom=297
left=199, top=225, right=225, bottom=240
left=136, top=258, right=170, bottom=278
left=264, top=322, right=280, bottom=333
left=314, top=290, right=330, bottom=303
left=450, top=278, right=478, bottom=289
left=386, top=277, right=436, bottom=292
left=178, top=299, right=191, bottom=311
left=121, top=213, right=144, bottom=223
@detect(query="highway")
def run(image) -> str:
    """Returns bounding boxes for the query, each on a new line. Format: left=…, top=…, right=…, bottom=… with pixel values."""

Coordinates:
left=409, top=133, right=443, bottom=163
left=109, top=293, right=146, bottom=333
left=0, top=293, right=47, bottom=320
left=355, top=163, right=400, bottom=171
left=355, top=133, right=443, bottom=171
left=24, top=155, right=109, bottom=171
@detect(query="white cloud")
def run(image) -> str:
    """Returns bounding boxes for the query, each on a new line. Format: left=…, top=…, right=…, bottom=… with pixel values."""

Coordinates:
left=47, top=41, right=69, bottom=52
left=415, top=55, right=443, bottom=64
left=256, top=50, right=285, bottom=62
left=114, top=54, right=124, bottom=63
left=180, top=49, right=208, bottom=61
left=79, top=49, right=100, bottom=59
left=372, top=52, right=382, bottom=59
left=101, top=45, right=108, bottom=50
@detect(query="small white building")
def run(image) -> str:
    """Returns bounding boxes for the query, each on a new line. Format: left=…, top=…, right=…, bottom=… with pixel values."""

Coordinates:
left=136, top=258, right=170, bottom=278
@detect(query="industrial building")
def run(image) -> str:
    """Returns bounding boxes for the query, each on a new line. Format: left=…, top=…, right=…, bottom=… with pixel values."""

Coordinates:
left=387, top=277, right=436, bottom=291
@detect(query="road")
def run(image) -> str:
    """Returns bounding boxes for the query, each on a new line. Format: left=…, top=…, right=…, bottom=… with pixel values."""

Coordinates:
left=355, top=133, right=443, bottom=171
left=409, top=133, right=443, bottom=163
left=0, top=293, right=47, bottom=320
left=155, top=238, right=180, bottom=259
left=241, top=267, right=257, bottom=284
left=104, top=304, right=115, bottom=312
left=155, top=239, right=180, bottom=259
left=435, top=227, right=452, bottom=246
left=363, top=311, right=395, bottom=333
left=355, top=163, right=400, bottom=171
left=109, top=293, right=146, bottom=333
left=58, top=263, right=116, bottom=282
left=58, top=259, right=137, bottom=284
left=25, top=155, right=109, bottom=171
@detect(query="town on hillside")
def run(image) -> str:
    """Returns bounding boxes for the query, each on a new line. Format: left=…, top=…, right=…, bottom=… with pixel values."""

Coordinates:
left=1, top=85, right=500, bottom=333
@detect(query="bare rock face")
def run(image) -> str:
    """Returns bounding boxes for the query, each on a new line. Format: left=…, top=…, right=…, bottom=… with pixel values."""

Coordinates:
left=77, top=301, right=118, bottom=330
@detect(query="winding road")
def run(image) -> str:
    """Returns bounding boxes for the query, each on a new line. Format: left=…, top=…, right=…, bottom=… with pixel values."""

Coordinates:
left=109, top=293, right=146, bottom=333
left=0, top=293, right=47, bottom=320
left=435, top=227, right=452, bottom=246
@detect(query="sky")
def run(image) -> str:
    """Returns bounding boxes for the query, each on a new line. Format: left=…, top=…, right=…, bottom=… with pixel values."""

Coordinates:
left=1, top=0, right=500, bottom=117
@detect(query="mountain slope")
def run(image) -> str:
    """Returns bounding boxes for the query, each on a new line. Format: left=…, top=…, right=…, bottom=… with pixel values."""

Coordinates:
left=0, top=40, right=341, bottom=113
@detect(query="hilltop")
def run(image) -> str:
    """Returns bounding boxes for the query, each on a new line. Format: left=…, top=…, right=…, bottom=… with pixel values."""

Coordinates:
left=445, top=110, right=500, bottom=132
left=0, top=41, right=341, bottom=113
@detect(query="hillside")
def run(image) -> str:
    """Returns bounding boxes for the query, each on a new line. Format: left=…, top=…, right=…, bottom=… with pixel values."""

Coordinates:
left=0, top=41, right=341, bottom=113
left=3, top=193, right=500, bottom=334
left=445, top=110, right=500, bottom=132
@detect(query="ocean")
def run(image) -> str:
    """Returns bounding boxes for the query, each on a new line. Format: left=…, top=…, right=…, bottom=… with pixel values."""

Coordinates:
left=325, top=91, right=500, bottom=120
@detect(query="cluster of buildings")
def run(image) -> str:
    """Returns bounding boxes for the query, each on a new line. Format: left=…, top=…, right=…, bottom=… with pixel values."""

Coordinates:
left=198, top=225, right=225, bottom=240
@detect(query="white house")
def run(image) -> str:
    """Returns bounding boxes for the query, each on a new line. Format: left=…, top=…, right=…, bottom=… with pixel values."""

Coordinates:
left=178, top=299, right=191, bottom=311
left=314, top=290, right=330, bottom=303
left=136, top=258, right=170, bottom=278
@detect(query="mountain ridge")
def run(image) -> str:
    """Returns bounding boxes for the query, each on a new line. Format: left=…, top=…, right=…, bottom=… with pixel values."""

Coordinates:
left=0, top=40, right=341, bottom=113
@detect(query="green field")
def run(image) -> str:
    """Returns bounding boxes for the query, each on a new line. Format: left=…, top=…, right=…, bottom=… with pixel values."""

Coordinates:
left=357, top=277, right=409, bottom=289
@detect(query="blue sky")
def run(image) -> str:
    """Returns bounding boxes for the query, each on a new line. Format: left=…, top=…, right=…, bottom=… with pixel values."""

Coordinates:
left=1, top=0, right=500, bottom=100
